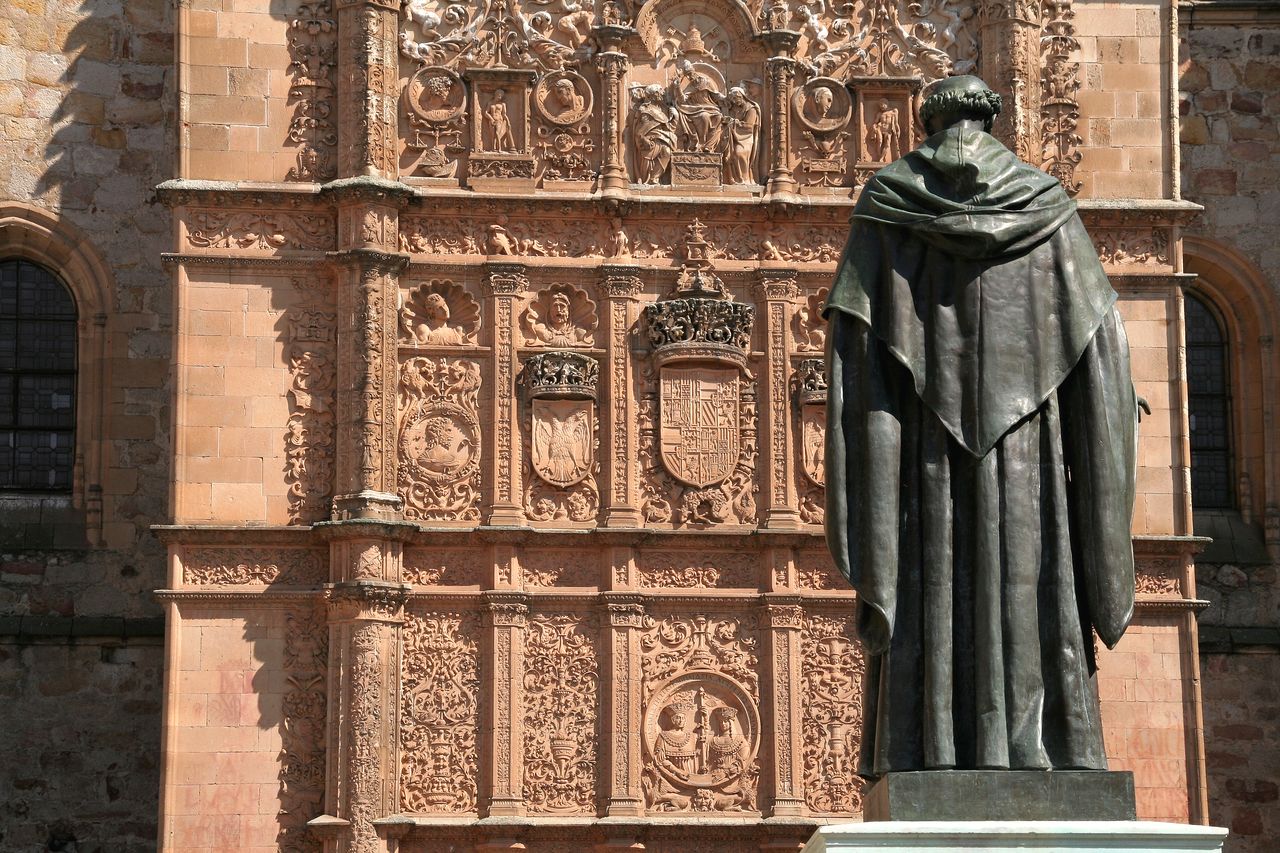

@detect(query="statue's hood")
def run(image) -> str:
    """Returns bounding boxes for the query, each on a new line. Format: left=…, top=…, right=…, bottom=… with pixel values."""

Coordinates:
left=852, top=127, right=1078, bottom=260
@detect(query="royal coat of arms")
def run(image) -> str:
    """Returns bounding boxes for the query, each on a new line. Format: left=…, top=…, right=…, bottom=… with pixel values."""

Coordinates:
left=659, top=368, right=740, bottom=488
left=531, top=398, right=593, bottom=488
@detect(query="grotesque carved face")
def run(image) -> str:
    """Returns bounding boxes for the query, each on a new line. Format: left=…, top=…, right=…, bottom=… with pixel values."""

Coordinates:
left=550, top=294, right=571, bottom=326
left=813, top=87, right=833, bottom=117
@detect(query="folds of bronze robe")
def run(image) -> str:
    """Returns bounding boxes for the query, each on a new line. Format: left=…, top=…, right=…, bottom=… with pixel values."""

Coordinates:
left=823, top=126, right=1137, bottom=775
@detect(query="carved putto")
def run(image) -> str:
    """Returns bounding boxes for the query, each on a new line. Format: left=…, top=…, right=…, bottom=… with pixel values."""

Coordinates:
left=400, top=280, right=481, bottom=345
left=523, top=285, right=597, bottom=347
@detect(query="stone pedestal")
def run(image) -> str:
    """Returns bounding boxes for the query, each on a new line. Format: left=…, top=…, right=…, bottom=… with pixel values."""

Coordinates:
left=865, top=770, right=1137, bottom=822
left=803, top=822, right=1227, bottom=853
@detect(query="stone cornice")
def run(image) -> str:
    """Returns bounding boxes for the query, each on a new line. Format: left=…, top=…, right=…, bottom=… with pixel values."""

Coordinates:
left=1181, top=0, right=1280, bottom=27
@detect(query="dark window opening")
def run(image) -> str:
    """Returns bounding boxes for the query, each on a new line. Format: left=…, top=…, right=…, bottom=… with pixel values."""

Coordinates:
left=0, top=259, right=77, bottom=491
left=1186, top=292, right=1232, bottom=509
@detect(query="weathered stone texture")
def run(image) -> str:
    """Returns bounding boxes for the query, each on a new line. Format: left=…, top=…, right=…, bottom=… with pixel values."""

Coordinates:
left=0, top=0, right=175, bottom=847
left=1201, top=652, right=1280, bottom=851
left=0, top=638, right=163, bottom=852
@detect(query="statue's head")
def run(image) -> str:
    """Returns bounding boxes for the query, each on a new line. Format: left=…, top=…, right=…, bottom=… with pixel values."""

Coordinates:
left=920, top=75, right=1002, bottom=135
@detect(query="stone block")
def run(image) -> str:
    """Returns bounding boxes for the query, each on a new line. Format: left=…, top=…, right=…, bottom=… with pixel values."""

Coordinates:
left=863, top=771, right=1137, bottom=822
left=803, top=821, right=1227, bottom=853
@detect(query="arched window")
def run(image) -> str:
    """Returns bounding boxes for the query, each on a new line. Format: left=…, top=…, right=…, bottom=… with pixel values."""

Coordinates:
left=0, top=259, right=77, bottom=490
left=1185, top=292, right=1232, bottom=509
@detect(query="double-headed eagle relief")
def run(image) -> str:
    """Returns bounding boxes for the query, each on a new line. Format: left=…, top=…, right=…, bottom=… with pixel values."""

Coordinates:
left=392, top=0, right=1017, bottom=194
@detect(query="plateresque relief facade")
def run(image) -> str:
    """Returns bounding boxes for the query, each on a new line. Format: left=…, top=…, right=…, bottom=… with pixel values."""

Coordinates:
left=158, top=1, right=1208, bottom=850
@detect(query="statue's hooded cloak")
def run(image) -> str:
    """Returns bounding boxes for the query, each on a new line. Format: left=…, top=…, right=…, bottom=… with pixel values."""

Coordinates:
left=824, top=125, right=1137, bottom=774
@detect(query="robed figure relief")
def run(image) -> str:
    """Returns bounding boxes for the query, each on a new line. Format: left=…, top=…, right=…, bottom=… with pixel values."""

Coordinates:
left=824, top=76, right=1139, bottom=775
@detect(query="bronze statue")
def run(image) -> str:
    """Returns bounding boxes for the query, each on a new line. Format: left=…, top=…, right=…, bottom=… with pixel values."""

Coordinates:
left=824, top=76, right=1138, bottom=775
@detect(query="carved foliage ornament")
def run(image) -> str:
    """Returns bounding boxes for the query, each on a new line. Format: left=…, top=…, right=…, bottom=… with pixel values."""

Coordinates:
left=286, top=0, right=337, bottom=181
left=183, top=548, right=325, bottom=586
left=523, top=614, right=599, bottom=813
left=797, top=0, right=977, bottom=82
left=1041, top=0, right=1082, bottom=195
left=278, top=604, right=328, bottom=852
left=401, top=611, right=481, bottom=814
left=187, top=210, right=332, bottom=252
left=801, top=612, right=867, bottom=814
left=398, top=357, right=483, bottom=521
left=285, top=309, right=336, bottom=523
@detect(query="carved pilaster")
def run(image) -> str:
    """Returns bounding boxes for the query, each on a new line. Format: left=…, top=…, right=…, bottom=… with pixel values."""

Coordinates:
left=756, top=273, right=801, bottom=529
left=600, top=268, right=644, bottom=527
left=324, top=581, right=410, bottom=853
left=980, top=0, right=1043, bottom=163
left=596, top=46, right=631, bottom=199
left=485, top=593, right=529, bottom=816
left=764, top=597, right=806, bottom=817
left=765, top=57, right=800, bottom=197
left=484, top=265, right=528, bottom=526
left=331, top=246, right=407, bottom=520
left=603, top=590, right=645, bottom=816
left=335, top=0, right=399, bottom=178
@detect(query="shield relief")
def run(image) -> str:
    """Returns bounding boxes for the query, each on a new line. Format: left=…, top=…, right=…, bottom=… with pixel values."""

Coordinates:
left=659, top=367, right=740, bottom=488
left=531, top=398, right=594, bottom=488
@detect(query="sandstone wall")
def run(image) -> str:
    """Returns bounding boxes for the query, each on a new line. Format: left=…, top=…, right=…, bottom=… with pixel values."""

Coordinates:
left=0, top=0, right=175, bottom=847
left=1180, top=4, right=1280, bottom=848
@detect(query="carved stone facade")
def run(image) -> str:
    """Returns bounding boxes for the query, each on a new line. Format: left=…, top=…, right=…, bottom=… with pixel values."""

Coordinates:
left=155, top=1, right=1209, bottom=850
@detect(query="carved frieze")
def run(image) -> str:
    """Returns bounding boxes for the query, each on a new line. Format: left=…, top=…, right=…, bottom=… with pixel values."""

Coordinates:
left=401, top=610, right=482, bottom=814
left=521, top=550, right=599, bottom=587
left=398, top=357, right=483, bottom=521
left=183, top=547, right=325, bottom=586
left=402, top=547, right=485, bottom=585
left=796, top=550, right=844, bottom=591
left=1136, top=560, right=1183, bottom=597
left=637, top=551, right=757, bottom=590
left=1094, top=228, right=1170, bottom=267
left=523, top=613, right=600, bottom=813
left=285, top=309, right=336, bottom=524
left=186, top=210, right=333, bottom=252
left=399, top=280, right=481, bottom=346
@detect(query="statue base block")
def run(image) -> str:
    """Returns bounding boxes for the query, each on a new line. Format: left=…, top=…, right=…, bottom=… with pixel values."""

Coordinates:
left=803, top=821, right=1227, bottom=853
left=864, top=770, right=1137, bottom=821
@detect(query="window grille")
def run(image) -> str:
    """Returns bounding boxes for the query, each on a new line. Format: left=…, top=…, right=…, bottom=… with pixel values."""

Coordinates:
left=0, top=260, right=76, bottom=490
left=1185, top=293, right=1232, bottom=509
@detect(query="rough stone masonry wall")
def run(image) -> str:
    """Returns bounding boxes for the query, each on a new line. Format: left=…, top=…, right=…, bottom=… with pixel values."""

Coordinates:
left=0, top=0, right=174, bottom=848
left=1180, top=4, right=1280, bottom=849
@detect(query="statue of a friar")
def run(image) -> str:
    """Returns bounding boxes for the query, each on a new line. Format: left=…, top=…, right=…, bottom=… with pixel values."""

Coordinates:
left=824, top=75, right=1139, bottom=776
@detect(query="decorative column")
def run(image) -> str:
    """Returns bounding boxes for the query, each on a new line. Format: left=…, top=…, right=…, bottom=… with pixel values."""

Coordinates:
left=979, top=0, right=1043, bottom=163
left=602, top=590, right=646, bottom=816
left=327, top=182, right=410, bottom=521
left=764, top=598, right=806, bottom=817
left=335, top=0, right=400, bottom=178
left=325, top=581, right=410, bottom=853
left=595, top=26, right=634, bottom=198
left=483, top=264, right=528, bottom=526
left=484, top=592, right=529, bottom=816
left=757, top=273, right=802, bottom=529
left=599, top=267, right=644, bottom=527
left=764, top=53, right=800, bottom=198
